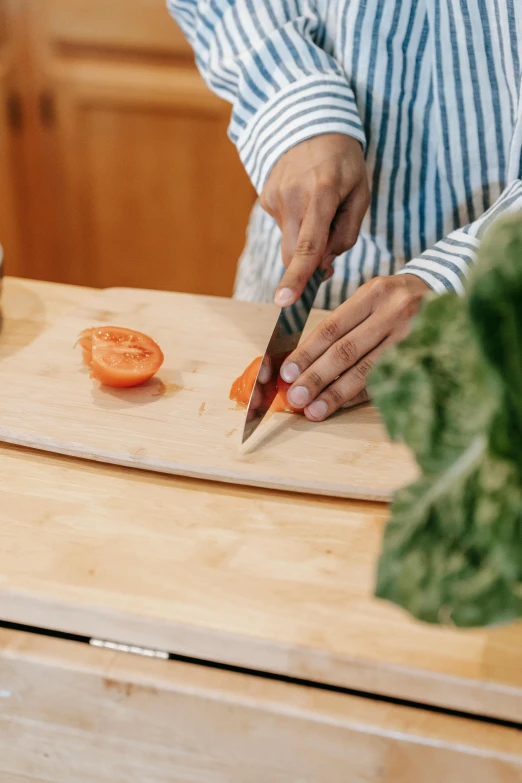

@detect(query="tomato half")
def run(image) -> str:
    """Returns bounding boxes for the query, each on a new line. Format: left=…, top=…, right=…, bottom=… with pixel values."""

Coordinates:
left=78, top=326, right=164, bottom=388
left=229, top=356, right=299, bottom=413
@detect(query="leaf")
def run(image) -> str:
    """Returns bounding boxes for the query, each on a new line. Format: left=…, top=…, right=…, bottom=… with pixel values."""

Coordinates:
left=469, top=215, right=522, bottom=474
left=369, top=294, right=498, bottom=474
left=368, top=216, right=522, bottom=628
left=375, top=440, right=522, bottom=627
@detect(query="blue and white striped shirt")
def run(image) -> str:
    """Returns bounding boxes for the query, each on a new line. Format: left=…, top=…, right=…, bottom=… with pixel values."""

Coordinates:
left=167, top=0, right=522, bottom=311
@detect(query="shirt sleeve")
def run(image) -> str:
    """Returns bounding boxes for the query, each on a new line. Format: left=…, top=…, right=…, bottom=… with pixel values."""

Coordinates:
left=398, top=180, right=522, bottom=294
left=166, top=0, right=366, bottom=193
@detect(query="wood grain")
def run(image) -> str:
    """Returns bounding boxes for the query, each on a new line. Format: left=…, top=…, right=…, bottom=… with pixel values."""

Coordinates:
left=52, top=57, right=255, bottom=294
left=0, top=285, right=418, bottom=500
left=2, top=0, right=71, bottom=282
left=1, top=279, right=521, bottom=724
left=1, top=628, right=522, bottom=783
left=0, top=277, right=94, bottom=359
left=0, top=20, right=22, bottom=276
left=43, top=0, right=193, bottom=57
left=5, top=1, right=255, bottom=296
left=2, top=440, right=522, bottom=723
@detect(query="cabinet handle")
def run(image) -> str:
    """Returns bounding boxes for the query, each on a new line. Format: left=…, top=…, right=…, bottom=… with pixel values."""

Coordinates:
left=6, top=92, right=23, bottom=132
left=39, top=91, right=55, bottom=127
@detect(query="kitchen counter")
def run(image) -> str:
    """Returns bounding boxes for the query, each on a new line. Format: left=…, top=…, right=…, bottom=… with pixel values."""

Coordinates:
left=1, top=277, right=521, bottom=782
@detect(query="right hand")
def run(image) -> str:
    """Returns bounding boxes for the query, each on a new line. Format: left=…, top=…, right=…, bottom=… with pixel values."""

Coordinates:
left=260, top=133, right=369, bottom=308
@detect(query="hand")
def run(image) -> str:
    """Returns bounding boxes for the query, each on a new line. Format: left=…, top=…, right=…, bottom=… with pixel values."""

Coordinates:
left=247, top=356, right=273, bottom=420
left=260, top=133, right=369, bottom=307
left=279, top=274, right=431, bottom=421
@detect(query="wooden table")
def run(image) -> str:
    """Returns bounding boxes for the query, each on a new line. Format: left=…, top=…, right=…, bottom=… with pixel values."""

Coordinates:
left=1, top=277, right=522, bottom=783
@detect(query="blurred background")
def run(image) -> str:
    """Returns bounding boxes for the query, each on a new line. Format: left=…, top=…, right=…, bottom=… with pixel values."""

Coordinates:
left=0, top=0, right=256, bottom=296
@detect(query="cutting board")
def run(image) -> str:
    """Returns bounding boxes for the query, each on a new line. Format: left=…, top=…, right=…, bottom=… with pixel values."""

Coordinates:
left=0, top=287, right=417, bottom=500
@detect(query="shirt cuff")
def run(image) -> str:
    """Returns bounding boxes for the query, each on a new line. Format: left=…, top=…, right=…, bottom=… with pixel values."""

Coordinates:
left=236, top=73, right=366, bottom=193
left=397, top=231, right=481, bottom=295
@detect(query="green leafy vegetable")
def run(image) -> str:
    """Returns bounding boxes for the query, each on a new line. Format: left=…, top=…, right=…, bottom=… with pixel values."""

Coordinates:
left=368, top=215, right=522, bottom=628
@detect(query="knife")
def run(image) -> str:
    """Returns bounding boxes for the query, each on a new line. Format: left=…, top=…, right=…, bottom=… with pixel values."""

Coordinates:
left=242, top=268, right=325, bottom=444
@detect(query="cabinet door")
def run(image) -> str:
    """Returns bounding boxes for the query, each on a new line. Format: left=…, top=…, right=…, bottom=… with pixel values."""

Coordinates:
left=53, top=58, right=256, bottom=296
left=43, top=0, right=193, bottom=55
left=2, top=627, right=522, bottom=783
left=0, top=3, right=22, bottom=275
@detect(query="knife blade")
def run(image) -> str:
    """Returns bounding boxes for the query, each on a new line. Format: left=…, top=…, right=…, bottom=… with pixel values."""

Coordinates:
left=242, top=268, right=325, bottom=444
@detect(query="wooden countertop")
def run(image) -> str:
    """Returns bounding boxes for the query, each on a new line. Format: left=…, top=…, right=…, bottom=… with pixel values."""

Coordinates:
left=1, top=277, right=522, bottom=725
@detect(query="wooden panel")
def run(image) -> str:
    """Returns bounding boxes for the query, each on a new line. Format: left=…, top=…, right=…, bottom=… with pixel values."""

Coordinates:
left=2, top=0, right=69, bottom=282
left=0, top=279, right=521, bottom=724
left=0, top=14, right=22, bottom=276
left=1, top=278, right=521, bottom=726
left=1, top=629, right=521, bottom=782
left=0, top=3, right=7, bottom=47
left=1, top=440, right=521, bottom=725
left=53, top=59, right=255, bottom=294
left=43, top=0, right=192, bottom=57
left=0, top=278, right=95, bottom=359
left=0, top=285, right=417, bottom=499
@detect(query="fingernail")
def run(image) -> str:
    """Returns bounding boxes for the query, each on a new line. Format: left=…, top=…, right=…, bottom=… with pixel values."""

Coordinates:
left=288, top=385, right=309, bottom=407
left=258, top=364, right=271, bottom=383
left=280, top=362, right=299, bottom=383
left=307, top=400, right=328, bottom=420
left=275, top=288, right=293, bottom=307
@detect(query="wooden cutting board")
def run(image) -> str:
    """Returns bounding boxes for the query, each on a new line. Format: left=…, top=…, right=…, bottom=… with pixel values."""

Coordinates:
left=0, top=287, right=417, bottom=499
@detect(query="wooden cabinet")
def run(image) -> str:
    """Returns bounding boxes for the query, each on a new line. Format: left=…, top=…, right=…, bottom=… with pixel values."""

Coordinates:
left=2, top=627, right=522, bottom=783
left=0, top=0, right=255, bottom=295
left=0, top=6, right=21, bottom=274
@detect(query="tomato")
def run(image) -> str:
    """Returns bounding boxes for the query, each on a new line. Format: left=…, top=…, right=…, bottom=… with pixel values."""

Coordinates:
left=78, top=326, right=164, bottom=388
left=274, top=377, right=292, bottom=412
left=229, top=357, right=262, bottom=405
left=229, top=356, right=299, bottom=414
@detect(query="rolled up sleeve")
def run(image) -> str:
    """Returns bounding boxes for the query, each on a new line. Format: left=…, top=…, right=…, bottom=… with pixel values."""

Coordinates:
left=167, top=0, right=365, bottom=192
left=398, top=179, right=522, bottom=294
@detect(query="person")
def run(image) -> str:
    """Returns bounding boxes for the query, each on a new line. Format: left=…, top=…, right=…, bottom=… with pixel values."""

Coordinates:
left=168, top=0, right=522, bottom=421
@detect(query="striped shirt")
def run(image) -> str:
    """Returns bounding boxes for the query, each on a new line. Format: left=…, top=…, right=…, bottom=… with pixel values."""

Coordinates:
left=167, top=0, right=522, bottom=314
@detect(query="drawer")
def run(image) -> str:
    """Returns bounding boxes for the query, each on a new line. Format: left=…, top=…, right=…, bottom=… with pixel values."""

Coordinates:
left=1, top=628, right=521, bottom=783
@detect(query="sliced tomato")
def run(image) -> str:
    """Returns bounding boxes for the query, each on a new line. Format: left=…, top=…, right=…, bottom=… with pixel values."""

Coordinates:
left=273, top=377, right=292, bottom=412
left=229, top=357, right=262, bottom=406
left=78, top=326, right=164, bottom=388
left=78, top=330, right=94, bottom=368
left=229, top=356, right=299, bottom=414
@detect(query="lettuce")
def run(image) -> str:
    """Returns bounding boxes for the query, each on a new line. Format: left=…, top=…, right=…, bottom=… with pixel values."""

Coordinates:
left=368, top=216, right=522, bottom=628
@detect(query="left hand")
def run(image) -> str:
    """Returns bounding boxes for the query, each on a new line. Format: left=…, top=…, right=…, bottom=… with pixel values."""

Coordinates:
left=279, top=274, right=431, bottom=421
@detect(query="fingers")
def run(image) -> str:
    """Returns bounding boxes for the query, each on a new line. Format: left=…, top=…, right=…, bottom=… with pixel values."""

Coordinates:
left=326, top=178, right=370, bottom=257
left=304, top=339, right=393, bottom=421
left=275, top=194, right=338, bottom=307
left=258, top=355, right=272, bottom=384
left=250, top=383, right=263, bottom=410
left=283, top=312, right=388, bottom=410
left=277, top=180, right=368, bottom=299
left=259, top=136, right=369, bottom=308
left=280, top=285, right=375, bottom=384
left=342, top=389, right=371, bottom=409
left=280, top=213, right=301, bottom=269
left=323, top=264, right=335, bottom=282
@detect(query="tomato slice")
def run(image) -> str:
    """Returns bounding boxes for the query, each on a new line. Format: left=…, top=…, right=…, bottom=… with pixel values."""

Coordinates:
left=273, top=377, right=292, bottom=412
left=229, top=356, right=299, bottom=413
left=78, top=326, right=164, bottom=388
left=229, top=357, right=263, bottom=405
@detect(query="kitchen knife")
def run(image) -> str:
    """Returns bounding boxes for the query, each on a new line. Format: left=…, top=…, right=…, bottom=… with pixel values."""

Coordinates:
left=242, top=268, right=325, bottom=444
